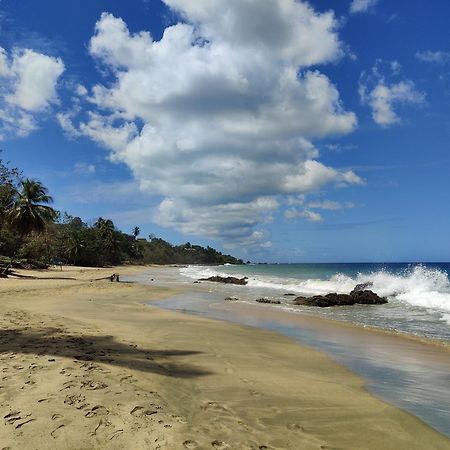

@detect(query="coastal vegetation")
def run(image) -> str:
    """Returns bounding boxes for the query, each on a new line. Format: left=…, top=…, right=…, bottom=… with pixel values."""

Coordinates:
left=0, top=155, right=243, bottom=270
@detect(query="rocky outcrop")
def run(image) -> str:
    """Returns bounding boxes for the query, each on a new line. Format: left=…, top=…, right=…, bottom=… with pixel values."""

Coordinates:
left=293, top=290, right=387, bottom=307
left=256, top=298, right=281, bottom=305
left=351, top=282, right=374, bottom=293
left=224, top=297, right=239, bottom=301
left=198, top=276, right=248, bottom=285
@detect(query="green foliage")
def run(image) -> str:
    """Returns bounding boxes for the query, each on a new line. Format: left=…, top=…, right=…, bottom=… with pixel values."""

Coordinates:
left=137, top=238, right=243, bottom=265
left=7, top=179, right=57, bottom=237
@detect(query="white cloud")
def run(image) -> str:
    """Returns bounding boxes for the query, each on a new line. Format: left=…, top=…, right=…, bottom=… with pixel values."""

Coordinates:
left=76, top=84, right=88, bottom=97
left=308, top=200, right=343, bottom=210
left=285, top=208, right=323, bottom=222
left=7, top=49, right=64, bottom=111
left=62, top=2, right=361, bottom=248
left=0, top=46, right=64, bottom=140
left=350, top=0, right=378, bottom=14
left=283, top=160, right=363, bottom=192
left=416, top=50, right=450, bottom=65
left=287, top=194, right=306, bottom=206
left=360, top=60, right=425, bottom=126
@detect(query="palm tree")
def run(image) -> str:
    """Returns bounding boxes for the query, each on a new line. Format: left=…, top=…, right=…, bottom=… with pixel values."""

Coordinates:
left=133, top=226, right=140, bottom=239
left=65, top=232, right=85, bottom=265
left=8, top=179, right=56, bottom=235
left=3, top=179, right=56, bottom=274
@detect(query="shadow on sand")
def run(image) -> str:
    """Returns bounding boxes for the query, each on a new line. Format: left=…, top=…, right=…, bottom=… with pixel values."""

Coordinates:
left=0, top=326, right=211, bottom=378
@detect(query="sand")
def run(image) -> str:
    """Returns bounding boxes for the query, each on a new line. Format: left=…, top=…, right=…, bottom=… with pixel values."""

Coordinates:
left=0, top=266, right=448, bottom=450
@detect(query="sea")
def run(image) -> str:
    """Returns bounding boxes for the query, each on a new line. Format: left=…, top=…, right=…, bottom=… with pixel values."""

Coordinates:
left=179, top=262, right=450, bottom=342
left=128, top=262, right=450, bottom=438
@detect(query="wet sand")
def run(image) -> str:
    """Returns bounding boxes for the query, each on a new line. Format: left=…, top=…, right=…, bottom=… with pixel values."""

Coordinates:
left=0, top=266, right=449, bottom=449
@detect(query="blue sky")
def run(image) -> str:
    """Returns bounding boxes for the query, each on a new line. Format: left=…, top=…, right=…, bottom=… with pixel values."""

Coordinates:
left=1, top=0, right=449, bottom=262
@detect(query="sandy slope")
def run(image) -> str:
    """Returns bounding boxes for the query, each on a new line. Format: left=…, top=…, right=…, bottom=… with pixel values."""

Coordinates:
left=0, top=266, right=448, bottom=449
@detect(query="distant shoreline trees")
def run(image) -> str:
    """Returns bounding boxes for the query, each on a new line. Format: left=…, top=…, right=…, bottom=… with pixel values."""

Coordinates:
left=0, top=156, right=243, bottom=269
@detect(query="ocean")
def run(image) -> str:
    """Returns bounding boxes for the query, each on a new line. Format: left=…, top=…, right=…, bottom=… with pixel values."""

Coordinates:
left=179, top=262, right=450, bottom=342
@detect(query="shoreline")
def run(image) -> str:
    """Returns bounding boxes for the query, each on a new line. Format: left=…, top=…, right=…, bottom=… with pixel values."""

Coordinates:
left=139, top=269, right=450, bottom=437
left=160, top=277, right=450, bottom=351
left=0, top=266, right=449, bottom=449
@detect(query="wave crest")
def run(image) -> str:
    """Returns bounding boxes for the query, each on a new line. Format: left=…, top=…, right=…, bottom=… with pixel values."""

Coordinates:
left=180, top=264, right=450, bottom=313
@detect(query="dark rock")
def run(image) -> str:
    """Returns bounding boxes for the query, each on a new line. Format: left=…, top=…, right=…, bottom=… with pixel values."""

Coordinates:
left=293, top=290, right=387, bottom=307
left=283, top=293, right=296, bottom=296
left=256, top=298, right=281, bottom=305
left=351, top=282, right=373, bottom=293
left=350, top=290, right=388, bottom=305
left=224, top=297, right=239, bottom=301
left=198, top=276, right=248, bottom=285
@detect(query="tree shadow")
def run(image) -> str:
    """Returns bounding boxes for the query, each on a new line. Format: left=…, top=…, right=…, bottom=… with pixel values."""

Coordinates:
left=0, top=326, right=211, bottom=378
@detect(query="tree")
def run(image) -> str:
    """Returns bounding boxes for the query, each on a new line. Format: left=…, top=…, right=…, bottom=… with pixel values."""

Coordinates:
left=3, top=179, right=56, bottom=274
left=133, top=226, right=140, bottom=238
left=0, top=154, right=21, bottom=229
left=8, top=179, right=57, bottom=237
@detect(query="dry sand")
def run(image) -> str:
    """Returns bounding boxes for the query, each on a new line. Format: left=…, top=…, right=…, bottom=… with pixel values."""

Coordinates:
left=0, top=266, right=448, bottom=450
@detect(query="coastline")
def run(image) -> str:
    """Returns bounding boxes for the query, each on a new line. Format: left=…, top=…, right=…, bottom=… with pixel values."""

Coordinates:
left=0, top=266, right=449, bottom=449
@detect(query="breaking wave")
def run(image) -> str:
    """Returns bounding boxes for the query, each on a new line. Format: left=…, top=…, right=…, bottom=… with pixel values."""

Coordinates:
left=180, top=264, right=450, bottom=314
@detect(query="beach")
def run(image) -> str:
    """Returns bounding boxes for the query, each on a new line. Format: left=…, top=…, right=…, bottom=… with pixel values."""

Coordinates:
left=0, top=266, right=449, bottom=449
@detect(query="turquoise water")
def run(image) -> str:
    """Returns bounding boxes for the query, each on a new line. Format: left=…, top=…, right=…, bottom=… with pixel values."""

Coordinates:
left=180, top=263, right=450, bottom=342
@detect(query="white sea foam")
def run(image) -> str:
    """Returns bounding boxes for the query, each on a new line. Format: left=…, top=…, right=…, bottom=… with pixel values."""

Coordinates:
left=180, top=264, right=450, bottom=314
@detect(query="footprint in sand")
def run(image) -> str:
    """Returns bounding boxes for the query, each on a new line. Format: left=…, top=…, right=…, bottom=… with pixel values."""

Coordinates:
left=201, top=402, right=230, bottom=413
left=4, top=411, right=35, bottom=429
left=64, top=393, right=88, bottom=410
left=90, top=417, right=112, bottom=436
left=85, top=405, right=109, bottom=418
left=287, top=423, right=304, bottom=431
left=130, top=406, right=158, bottom=418
left=182, top=440, right=198, bottom=449
left=211, top=440, right=230, bottom=449
left=81, top=380, right=108, bottom=390
left=60, top=381, right=77, bottom=392
left=50, top=424, right=65, bottom=439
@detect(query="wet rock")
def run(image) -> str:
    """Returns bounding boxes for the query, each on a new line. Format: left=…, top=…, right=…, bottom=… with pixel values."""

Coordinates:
left=224, top=297, right=239, bottom=301
left=256, top=298, right=281, bottom=305
left=293, top=290, right=387, bottom=307
left=351, top=282, right=374, bottom=293
left=349, top=289, right=387, bottom=305
left=198, top=276, right=248, bottom=285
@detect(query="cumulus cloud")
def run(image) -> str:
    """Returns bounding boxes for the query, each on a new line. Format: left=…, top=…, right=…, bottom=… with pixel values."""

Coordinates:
left=62, top=1, right=362, bottom=248
left=416, top=50, right=450, bottom=65
left=0, top=46, right=64, bottom=140
left=360, top=60, right=425, bottom=126
left=350, top=0, right=378, bottom=14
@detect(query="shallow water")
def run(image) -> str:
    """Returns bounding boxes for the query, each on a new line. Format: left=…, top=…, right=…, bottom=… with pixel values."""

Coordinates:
left=180, top=263, right=450, bottom=342
left=127, top=268, right=450, bottom=438
left=153, top=290, right=450, bottom=438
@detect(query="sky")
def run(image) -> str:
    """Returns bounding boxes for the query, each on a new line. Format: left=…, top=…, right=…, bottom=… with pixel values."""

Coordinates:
left=0, top=0, right=449, bottom=263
